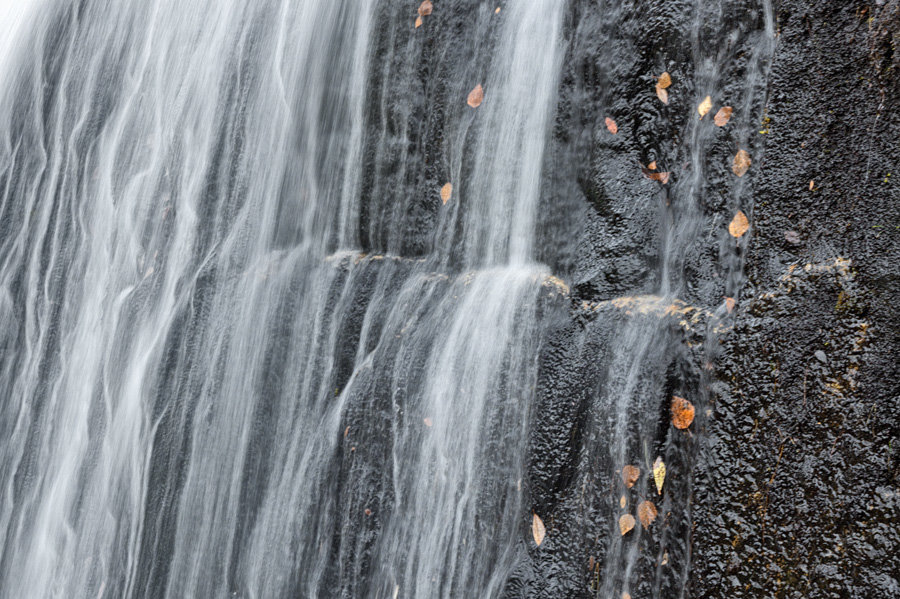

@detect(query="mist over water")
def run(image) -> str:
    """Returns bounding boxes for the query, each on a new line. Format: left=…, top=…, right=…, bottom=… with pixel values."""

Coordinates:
left=0, top=1, right=773, bottom=597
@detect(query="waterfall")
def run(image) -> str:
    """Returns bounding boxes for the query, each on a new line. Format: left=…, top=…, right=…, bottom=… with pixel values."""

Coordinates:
left=0, top=1, right=774, bottom=597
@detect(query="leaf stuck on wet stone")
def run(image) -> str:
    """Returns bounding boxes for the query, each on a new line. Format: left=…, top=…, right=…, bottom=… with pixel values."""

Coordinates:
left=714, top=106, right=733, bottom=127
left=418, top=1, right=433, bottom=16
left=653, top=457, right=666, bottom=495
left=532, top=513, right=546, bottom=546
left=725, top=297, right=736, bottom=313
left=467, top=84, right=484, bottom=108
left=638, top=500, right=658, bottom=529
left=415, top=16, right=423, bottom=28
left=733, top=149, right=751, bottom=177
left=658, top=72, right=672, bottom=89
left=622, top=464, right=640, bottom=488
left=619, top=513, right=635, bottom=535
left=620, top=495, right=627, bottom=508
left=698, top=95, right=712, bottom=118
left=440, top=182, right=453, bottom=204
left=670, top=395, right=695, bottom=430
left=729, top=210, right=750, bottom=238
left=656, top=85, right=669, bottom=104
left=605, top=117, right=618, bottom=134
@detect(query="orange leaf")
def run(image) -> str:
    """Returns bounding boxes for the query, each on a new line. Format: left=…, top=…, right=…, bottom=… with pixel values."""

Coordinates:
left=658, top=71, right=672, bottom=89
left=655, top=84, right=669, bottom=104
left=440, top=182, right=453, bottom=204
left=605, top=117, right=618, bottom=135
left=619, top=495, right=627, bottom=508
left=809, top=180, right=815, bottom=191
left=619, top=513, right=635, bottom=536
left=732, top=149, right=751, bottom=177
left=714, top=106, right=733, bottom=127
left=653, top=457, right=666, bottom=495
left=495, top=6, right=501, bottom=13
left=622, top=464, right=640, bottom=489
left=638, top=500, right=658, bottom=529
left=467, top=84, right=484, bottom=108
left=641, top=165, right=670, bottom=184
left=671, top=396, right=695, bottom=429
left=725, top=297, right=736, bottom=313
left=698, top=95, right=712, bottom=118
left=415, top=15, right=423, bottom=28
left=647, top=161, right=657, bottom=170
left=417, top=0, right=433, bottom=16
left=729, top=210, right=749, bottom=238
left=532, top=512, right=546, bottom=546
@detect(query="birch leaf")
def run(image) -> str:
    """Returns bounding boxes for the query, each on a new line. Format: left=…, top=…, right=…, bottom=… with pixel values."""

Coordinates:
left=728, top=210, right=749, bottom=238
left=698, top=95, right=712, bottom=118
left=638, top=500, right=658, bottom=529
left=733, top=149, right=751, bottom=177
left=658, top=72, right=672, bottom=89
left=532, top=513, right=546, bottom=546
left=605, top=117, right=618, bottom=135
left=622, top=465, right=640, bottom=488
left=670, top=396, right=695, bottom=430
left=440, top=182, right=453, bottom=204
left=714, top=106, right=733, bottom=127
left=415, top=16, right=423, bottom=28
left=467, top=84, right=484, bottom=108
left=656, top=84, right=669, bottom=104
left=418, top=1, right=433, bottom=16
left=619, top=513, right=635, bottom=535
left=653, top=457, right=666, bottom=495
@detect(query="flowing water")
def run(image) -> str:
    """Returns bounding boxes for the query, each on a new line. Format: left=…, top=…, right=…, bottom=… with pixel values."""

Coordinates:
left=0, top=1, right=773, bottom=597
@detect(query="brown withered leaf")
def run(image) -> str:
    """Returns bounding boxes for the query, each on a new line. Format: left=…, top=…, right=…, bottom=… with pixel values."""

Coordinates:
left=698, top=95, right=712, bottom=118
left=622, top=464, right=640, bottom=488
left=440, top=182, right=453, bottom=205
left=418, top=1, right=433, bottom=16
left=725, top=297, right=736, bottom=313
left=605, top=117, right=618, bottom=135
left=467, top=84, right=484, bottom=108
left=728, top=210, right=749, bottom=238
left=714, top=106, right=733, bottom=127
left=809, top=180, right=815, bottom=191
left=532, top=512, right=546, bottom=546
left=415, top=16, right=423, bottom=28
left=641, top=165, right=670, bottom=184
left=620, top=495, right=627, bottom=508
left=647, top=161, right=657, bottom=170
left=619, top=513, right=635, bottom=536
left=732, top=149, right=751, bottom=177
left=655, top=84, right=669, bottom=104
left=658, top=72, right=672, bottom=89
left=638, top=500, right=658, bottom=529
left=653, top=457, right=666, bottom=495
left=670, top=396, right=695, bottom=430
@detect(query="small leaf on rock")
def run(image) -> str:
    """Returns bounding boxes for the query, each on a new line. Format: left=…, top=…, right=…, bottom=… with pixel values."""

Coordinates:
left=440, top=182, right=453, bottom=204
left=638, top=500, right=658, bottom=529
left=653, top=457, right=666, bottom=495
left=619, top=513, right=635, bottom=536
left=495, top=6, right=501, bottom=14
left=418, top=1, right=433, bottom=16
left=622, top=464, right=640, bottom=488
left=605, top=117, right=618, bottom=134
left=725, top=297, right=736, bottom=313
left=809, top=180, right=815, bottom=191
left=728, top=210, right=749, bottom=238
left=732, top=149, right=751, bottom=177
left=532, top=512, right=546, bottom=546
left=714, top=106, right=733, bottom=127
left=647, top=161, right=657, bottom=170
left=658, top=72, right=672, bottom=89
left=620, top=495, right=627, bottom=508
left=670, top=395, right=695, bottom=430
left=656, top=84, right=669, bottom=104
left=467, top=84, right=484, bottom=108
left=641, top=165, right=670, bottom=184
left=698, top=95, right=712, bottom=118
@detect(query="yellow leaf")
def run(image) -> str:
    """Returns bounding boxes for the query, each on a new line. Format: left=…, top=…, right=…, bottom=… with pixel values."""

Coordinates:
left=714, top=106, right=733, bottom=127
left=417, top=0, right=433, bottom=16
left=658, top=71, right=672, bottom=89
left=622, top=464, right=640, bottom=489
left=647, top=161, right=657, bottom=170
left=653, top=457, right=666, bottom=495
left=670, top=395, right=695, bottom=430
left=532, top=512, right=546, bottom=546
left=809, top=180, right=815, bottom=191
left=495, top=6, right=501, bottom=13
left=638, top=500, right=658, bottom=529
left=415, top=15, right=423, bottom=28
left=605, top=117, right=618, bottom=135
left=698, top=95, right=712, bottom=118
left=732, top=149, right=751, bottom=177
left=620, top=495, right=627, bottom=509
left=619, top=513, right=635, bottom=536
left=440, top=182, right=453, bottom=204
left=729, top=210, right=749, bottom=238
left=467, top=84, right=484, bottom=108
left=655, top=84, right=669, bottom=104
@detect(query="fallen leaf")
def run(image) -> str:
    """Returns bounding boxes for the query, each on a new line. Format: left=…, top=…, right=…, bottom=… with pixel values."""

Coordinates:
left=423, top=417, right=433, bottom=427
left=809, top=180, right=815, bottom=191
left=415, top=15, right=423, bottom=28
left=655, top=84, right=669, bottom=104
left=728, top=210, right=749, bottom=238
left=658, top=72, right=672, bottom=89
left=662, top=550, right=669, bottom=565
left=495, top=6, right=501, bottom=13
left=698, top=95, right=712, bottom=118
left=714, top=106, right=733, bottom=127
left=622, top=465, right=640, bottom=488
left=647, top=161, right=657, bottom=170
left=440, top=182, right=453, bottom=204
left=619, top=513, right=635, bottom=535
left=670, top=395, right=695, bottom=430
left=418, top=0, right=433, bottom=16
left=588, top=556, right=595, bottom=571
left=605, top=117, right=618, bottom=135
left=641, top=166, right=671, bottom=184
left=653, top=457, right=666, bottom=495
left=638, top=500, right=658, bottom=529
left=365, top=508, right=372, bottom=516
left=344, top=426, right=350, bottom=438
left=467, top=84, right=484, bottom=108
left=732, top=149, right=751, bottom=177
left=623, top=594, right=632, bottom=599
left=725, top=297, right=736, bottom=313
left=620, top=495, right=627, bottom=508
left=532, top=513, right=546, bottom=546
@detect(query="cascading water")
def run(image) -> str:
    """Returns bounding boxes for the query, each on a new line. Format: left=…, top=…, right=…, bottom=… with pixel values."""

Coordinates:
left=0, top=1, right=774, bottom=598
